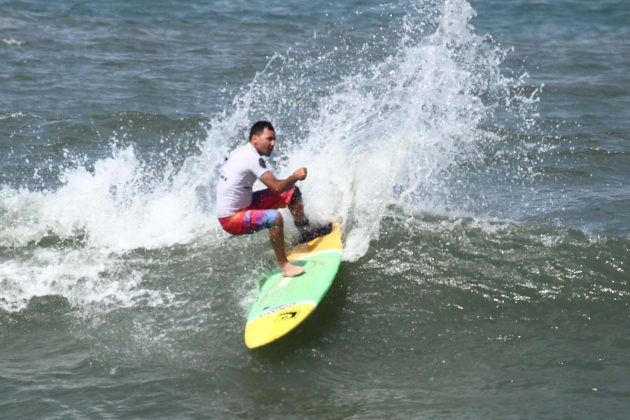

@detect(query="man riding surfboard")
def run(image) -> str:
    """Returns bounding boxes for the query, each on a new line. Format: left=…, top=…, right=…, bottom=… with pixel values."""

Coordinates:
left=216, top=121, right=329, bottom=277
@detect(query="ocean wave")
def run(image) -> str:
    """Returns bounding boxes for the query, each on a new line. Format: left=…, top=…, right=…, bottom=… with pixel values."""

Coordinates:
left=0, top=0, right=538, bottom=312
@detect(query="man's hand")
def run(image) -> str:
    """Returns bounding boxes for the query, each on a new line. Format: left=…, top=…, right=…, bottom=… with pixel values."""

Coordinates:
left=260, top=166, right=308, bottom=194
left=293, top=167, right=307, bottom=181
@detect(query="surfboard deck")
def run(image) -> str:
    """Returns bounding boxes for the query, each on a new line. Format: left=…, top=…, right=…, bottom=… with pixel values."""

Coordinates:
left=244, top=223, right=343, bottom=349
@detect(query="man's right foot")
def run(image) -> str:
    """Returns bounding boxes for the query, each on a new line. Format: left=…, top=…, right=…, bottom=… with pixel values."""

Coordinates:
left=281, top=262, right=305, bottom=277
left=297, top=223, right=333, bottom=244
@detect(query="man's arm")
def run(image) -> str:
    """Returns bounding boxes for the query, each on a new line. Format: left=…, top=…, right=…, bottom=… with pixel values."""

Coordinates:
left=259, top=167, right=307, bottom=194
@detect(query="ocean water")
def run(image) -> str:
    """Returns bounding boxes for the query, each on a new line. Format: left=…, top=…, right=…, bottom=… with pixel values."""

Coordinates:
left=1, top=0, right=629, bottom=417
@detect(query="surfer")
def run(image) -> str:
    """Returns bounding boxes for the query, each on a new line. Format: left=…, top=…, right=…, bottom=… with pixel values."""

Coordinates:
left=216, top=121, right=329, bottom=277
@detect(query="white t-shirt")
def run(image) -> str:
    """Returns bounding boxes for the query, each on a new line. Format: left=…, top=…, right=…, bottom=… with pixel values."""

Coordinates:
left=215, top=143, right=270, bottom=218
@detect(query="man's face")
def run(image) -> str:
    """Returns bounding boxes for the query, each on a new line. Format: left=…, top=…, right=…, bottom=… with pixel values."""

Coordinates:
left=251, top=128, right=276, bottom=156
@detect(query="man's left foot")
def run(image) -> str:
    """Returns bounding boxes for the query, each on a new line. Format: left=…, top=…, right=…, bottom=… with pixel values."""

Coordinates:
left=281, top=262, right=305, bottom=277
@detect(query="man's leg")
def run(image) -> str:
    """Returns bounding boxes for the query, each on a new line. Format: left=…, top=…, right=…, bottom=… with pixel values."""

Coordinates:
left=286, top=188, right=332, bottom=243
left=286, top=187, right=311, bottom=235
left=219, top=208, right=303, bottom=277
left=288, top=197, right=309, bottom=228
left=251, top=186, right=311, bottom=237
left=268, top=212, right=304, bottom=277
left=250, top=186, right=330, bottom=249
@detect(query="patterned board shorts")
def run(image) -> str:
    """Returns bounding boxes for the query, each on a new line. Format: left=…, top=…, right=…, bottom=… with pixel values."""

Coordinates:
left=218, top=187, right=297, bottom=235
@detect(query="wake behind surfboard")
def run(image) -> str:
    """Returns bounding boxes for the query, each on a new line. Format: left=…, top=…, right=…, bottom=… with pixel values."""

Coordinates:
left=244, top=223, right=343, bottom=349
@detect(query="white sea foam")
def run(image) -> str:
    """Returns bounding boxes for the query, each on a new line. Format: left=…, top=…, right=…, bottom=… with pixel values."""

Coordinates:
left=0, top=140, right=227, bottom=313
left=0, top=112, right=26, bottom=120
left=0, top=145, right=222, bottom=250
left=0, top=103, right=251, bottom=312
left=0, top=248, right=171, bottom=313
left=1, top=38, right=24, bottom=47
left=279, top=0, right=525, bottom=260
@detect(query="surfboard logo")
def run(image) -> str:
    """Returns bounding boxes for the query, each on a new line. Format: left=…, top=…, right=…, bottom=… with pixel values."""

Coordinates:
left=278, top=311, right=298, bottom=320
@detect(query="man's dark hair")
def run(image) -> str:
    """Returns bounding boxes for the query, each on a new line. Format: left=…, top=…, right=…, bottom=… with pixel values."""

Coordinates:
left=249, top=121, right=275, bottom=140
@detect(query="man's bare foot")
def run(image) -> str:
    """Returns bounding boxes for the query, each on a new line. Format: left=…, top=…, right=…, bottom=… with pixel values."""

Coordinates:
left=280, top=262, right=304, bottom=277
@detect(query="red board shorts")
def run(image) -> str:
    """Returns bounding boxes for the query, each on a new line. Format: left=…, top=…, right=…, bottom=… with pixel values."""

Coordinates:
left=218, top=187, right=297, bottom=235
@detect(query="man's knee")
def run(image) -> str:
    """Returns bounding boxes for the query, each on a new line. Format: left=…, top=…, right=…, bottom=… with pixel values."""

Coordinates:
left=271, top=211, right=283, bottom=227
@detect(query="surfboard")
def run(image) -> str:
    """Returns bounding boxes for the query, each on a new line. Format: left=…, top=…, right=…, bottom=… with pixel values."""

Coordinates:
left=244, top=223, right=343, bottom=349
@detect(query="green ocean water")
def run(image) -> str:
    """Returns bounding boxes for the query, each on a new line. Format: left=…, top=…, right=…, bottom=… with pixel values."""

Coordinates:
left=1, top=0, right=629, bottom=417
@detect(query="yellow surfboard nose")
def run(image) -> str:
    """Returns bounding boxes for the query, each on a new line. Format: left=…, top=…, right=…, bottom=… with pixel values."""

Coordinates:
left=245, top=302, right=316, bottom=349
